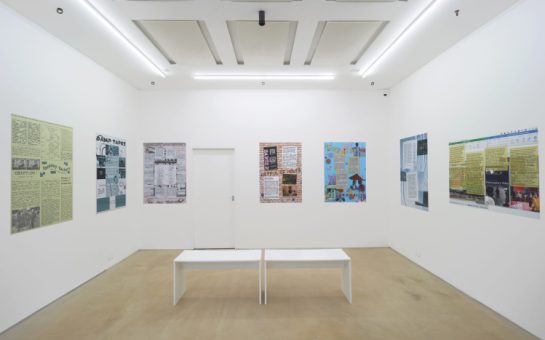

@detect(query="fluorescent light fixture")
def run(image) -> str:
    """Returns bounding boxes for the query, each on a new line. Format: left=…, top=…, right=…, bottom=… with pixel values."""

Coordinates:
left=359, top=0, right=441, bottom=78
left=193, top=74, right=336, bottom=80
left=79, top=0, right=166, bottom=78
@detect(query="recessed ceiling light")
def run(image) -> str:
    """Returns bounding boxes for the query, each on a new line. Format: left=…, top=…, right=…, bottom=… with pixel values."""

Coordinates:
left=56, top=7, right=64, bottom=15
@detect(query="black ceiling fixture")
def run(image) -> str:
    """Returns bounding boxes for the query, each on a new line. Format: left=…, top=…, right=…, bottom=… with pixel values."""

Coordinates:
left=259, top=10, right=265, bottom=27
left=56, top=7, right=63, bottom=15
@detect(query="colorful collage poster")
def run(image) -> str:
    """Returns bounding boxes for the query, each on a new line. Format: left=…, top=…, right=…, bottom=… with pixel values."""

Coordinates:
left=449, top=128, right=540, bottom=218
left=143, top=143, right=187, bottom=204
left=400, top=134, right=429, bottom=210
left=96, top=134, right=126, bottom=213
left=260, top=143, right=302, bottom=203
left=11, top=114, right=73, bottom=234
left=324, top=142, right=366, bottom=202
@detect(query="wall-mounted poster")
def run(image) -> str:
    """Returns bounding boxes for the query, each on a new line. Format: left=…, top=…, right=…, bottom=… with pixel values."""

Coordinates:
left=400, top=134, right=428, bottom=210
left=143, top=143, right=186, bottom=204
left=324, top=142, right=366, bottom=202
left=260, top=143, right=302, bottom=203
left=449, top=128, right=540, bottom=218
left=11, top=114, right=73, bottom=234
left=96, top=134, right=126, bottom=213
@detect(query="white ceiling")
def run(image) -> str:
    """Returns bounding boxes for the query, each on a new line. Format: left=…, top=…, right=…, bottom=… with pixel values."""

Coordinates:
left=1, top=0, right=520, bottom=90
left=309, top=21, right=386, bottom=66
left=136, top=20, right=220, bottom=66
left=228, top=20, right=295, bottom=66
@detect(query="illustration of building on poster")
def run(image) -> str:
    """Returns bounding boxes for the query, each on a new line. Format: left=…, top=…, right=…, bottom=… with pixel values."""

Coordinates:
left=143, top=143, right=186, bottom=204
left=449, top=128, right=540, bottom=218
left=260, top=143, right=302, bottom=203
left=324, top=142, right=366, bottom=202
left=11, top=114, right=73, bottom=234
left=96, top=134, right=126, bottom=213
left=400, top=134, right=428, bottom=210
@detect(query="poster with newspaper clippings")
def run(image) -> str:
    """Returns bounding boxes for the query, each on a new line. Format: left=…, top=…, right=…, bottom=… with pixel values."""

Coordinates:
left=400, top=134, right=428, bottom=210
left=11, top=114, right=73, bottom=234
left=143, top=143, right=186, bottom=204
left=260, top=143, right=302, bottom=203
left=449, top=128, right=540, bottom=218
left=96, top=134, right=126, bottom=213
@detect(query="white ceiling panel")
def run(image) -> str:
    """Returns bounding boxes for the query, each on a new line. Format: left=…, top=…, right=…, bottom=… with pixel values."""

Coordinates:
left=308, top=21, right=386, bottom=66
left=228, top=21, right=295, bottom=66
left=136, top=20, right=220, bottom=66
left=327, top=0, right=398, bottom=2
left=224, top=0, right=301, bottom=2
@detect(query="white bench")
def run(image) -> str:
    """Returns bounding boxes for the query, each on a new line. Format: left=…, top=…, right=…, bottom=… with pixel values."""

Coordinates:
left=264, top=249, right=352, bottom=304
left=173, top=249, right=262, bottom=305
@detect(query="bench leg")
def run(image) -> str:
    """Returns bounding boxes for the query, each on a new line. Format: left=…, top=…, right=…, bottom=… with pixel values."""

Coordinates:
left=258, top=262, right=262, bottom=304
left=341, top=261, right=352, bottom=303
left=264, top=262, right=267, bottom=304
left=173, top=262, right=186, bottom=305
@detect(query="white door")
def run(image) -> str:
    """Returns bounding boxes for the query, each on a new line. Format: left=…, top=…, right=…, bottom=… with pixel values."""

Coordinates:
left=192, top=148, right=235, bottom=249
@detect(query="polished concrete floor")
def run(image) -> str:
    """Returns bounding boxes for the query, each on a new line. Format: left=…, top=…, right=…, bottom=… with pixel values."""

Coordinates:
left=0, top=248, right=535, bottom=340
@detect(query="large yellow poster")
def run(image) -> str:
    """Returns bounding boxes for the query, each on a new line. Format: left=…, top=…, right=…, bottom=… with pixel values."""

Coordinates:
left=449, top=128, right=540, bottom=218
left=11, top=115, right=73, bottom=233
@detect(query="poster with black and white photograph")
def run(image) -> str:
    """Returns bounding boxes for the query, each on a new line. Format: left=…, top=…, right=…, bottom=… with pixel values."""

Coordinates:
left=449, top=128, right=539, bottom=218
left=143, top=143, right=187, bottom=204
left=11, top=114, right=73, bottom=234
left=259, top=143, right=302, bottom=203
left=96, top=134, right=126, bottom=213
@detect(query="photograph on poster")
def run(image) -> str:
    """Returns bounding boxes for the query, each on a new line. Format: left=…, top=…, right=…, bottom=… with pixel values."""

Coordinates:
left=400, top=134, right=428, bottom=210
left=260, top=143, right=302, bottom=203
left=449, top=128, right=540, bottom=218
left=96, top=134, right=126, bottom=213
left=143, top=143, right=187, bottom=204
left=324, top=142, right=366, bottom=203
left=11, top=114, right=73, bottom=234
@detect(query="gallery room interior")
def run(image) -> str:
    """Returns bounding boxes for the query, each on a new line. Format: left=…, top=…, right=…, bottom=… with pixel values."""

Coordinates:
left=0, top=0, right=544, bottom=339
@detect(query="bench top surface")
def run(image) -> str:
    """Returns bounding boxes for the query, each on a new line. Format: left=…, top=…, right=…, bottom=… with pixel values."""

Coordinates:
left=265, top=249, right=350, bottom=262
left=174, top=249, right=261, bottom=263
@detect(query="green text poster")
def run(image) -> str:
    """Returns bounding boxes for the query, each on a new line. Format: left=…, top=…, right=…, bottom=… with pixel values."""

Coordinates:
left=11, top=114, right=73, bottom=233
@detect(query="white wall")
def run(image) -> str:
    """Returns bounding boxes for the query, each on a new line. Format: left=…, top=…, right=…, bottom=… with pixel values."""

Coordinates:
left=387, top=0, right=545, bottom=337
left=135, top=90, right=390, bottom=249
left=0, top=3, right=140, bottom=333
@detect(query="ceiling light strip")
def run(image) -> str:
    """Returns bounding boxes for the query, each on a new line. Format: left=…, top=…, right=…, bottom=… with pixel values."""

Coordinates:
left=193, top=74, right=336, bottom=81
left=80, top=0, right=166, bottom=78
left=359, top=0, right=440, bottom=78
